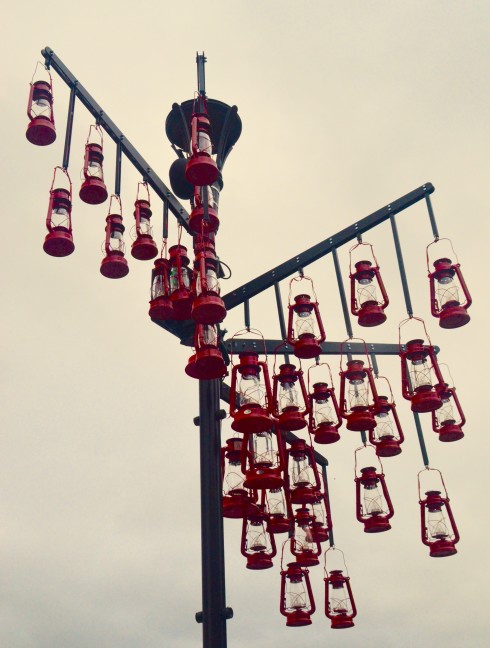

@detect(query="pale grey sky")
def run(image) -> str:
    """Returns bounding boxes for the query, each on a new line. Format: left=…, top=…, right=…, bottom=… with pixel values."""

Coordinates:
left=2, top=1, right=490, bottom=647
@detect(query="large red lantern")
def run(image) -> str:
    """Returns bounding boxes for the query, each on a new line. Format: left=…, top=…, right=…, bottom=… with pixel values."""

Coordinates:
left=185, top=95, right=219, bottom=187
left=100, top=195, right=129, bottom=279
left=149, top=254, right=174, bottom=321
left=355, top=447, right=394, bottom=533
left=280, top=561, right=316, bottom=627
left=349, top=241, right=389, bottom=327
left=307, top=363, right=342, bottom=444
left=427, top=239, right=471, bottom=329
left=287, top=276, right=326, bottom=360
left=264, top=488, right=291, bottom=534
left=189, top=184, right=220, bottom=235
left=272, top=363, right=309, bottom=431
left=26, top=64, right=56, bottom=146
left=43, top=167, right=74, bottom=257
left=168, top=242, right=193, bottom=319
left=339, top=342, right=379, bottom=431
left=221, top=437, right=256, bottom=519
left=241, top=425, right=285, bottom=490
left=432, top=379, right=465, bottom=442
left=418, top=468, right=460, bottom=557
left=191, top=237, right=226, bottom=325
left=324, top=549, right=357, bottom=630
left=241, top=504, right=277, bottom=570
left=185, top=324, right=227, bottom=380
left=285, top=439, right=321, bottom=505
left=369, top=376, right=404, bottom=457
left=290, top=505, right=322, bottom=567
left=131, top=183, right=158, bottom=261
left=79, top=125, right=108, bottom=205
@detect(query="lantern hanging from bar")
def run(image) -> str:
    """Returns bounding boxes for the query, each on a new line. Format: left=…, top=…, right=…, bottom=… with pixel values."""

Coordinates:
left=168, top=240, right=193, bottom=319
left=369, top=375, right=405, bottom=457
left=349, top=241, right=389, bottom=327
left=285, top=438, right=321, bottom=505
left=272, top=362, right=309, bottom=431
left=324, top=548, right=357, bottom=629
left=185, top=95, right=219, bottom=186
left=191, top=236, right=226, bottom=325
left=241, top=503, right=276, bottom=570
left=185, top=323, right=227, bottom=380
left=427, top=239, right=471, bottom=329
left=290, top=505, right=322, bottom=567
left=79, top=125, right=108, bottom=205
left=148, top=249, right=174, bottom=321
left=189, top=183, right=221, bottom=235
left=432, top=373, right=465, bottom=442
left=26, top=63, right=56, bottom=146
left=221, top=437, right=256, bottom=519
left=310, top=489, right=332, bottom=544
left=100, top=195, right=129, bottom=279
left=264, top=487, right=291, bottom=534
left=354, top=446, right=394, bottom=533
left=307, top=363, right=342, bottom=444
left=339, top=341, right=379, bottom=431
left=241, top=424, right=285, bottom=490
left=399, top=318, right=444, bottom=413
left=43, top=166, right=75, bottom=257
left=130, top=182, right=158, bottom=260
left=280, top=559, right=316, bottom=627
left=287, top=276, right=326, bottom=360
left=418, top=468, right=459, bottom=557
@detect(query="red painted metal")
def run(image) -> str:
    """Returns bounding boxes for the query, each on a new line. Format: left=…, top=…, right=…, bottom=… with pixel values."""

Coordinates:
left=131, top=183, right=158, bottom=261
left=26, top=65, right=56, bottom=146
left=287, top=276, right=326, bottom=360
left=272, top=363, right=309, bottom=432
left=280, top=562, right=316, bottom=627
left=79, top=125, right=108, bottom=205
left=100, top=195, right=128, bottom=279
left=349, top=242, right=389, bottom=327
left=43, top=167, right=74, bottom=257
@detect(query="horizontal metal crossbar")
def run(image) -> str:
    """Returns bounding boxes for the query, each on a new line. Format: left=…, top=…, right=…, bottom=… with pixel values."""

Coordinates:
left=224, top=339, right=403, bottom=356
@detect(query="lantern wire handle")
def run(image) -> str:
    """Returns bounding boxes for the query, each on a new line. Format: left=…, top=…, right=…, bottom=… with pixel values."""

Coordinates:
left=50, top=165, right=72, bottom=193
left=229, top=328, right=268, bottom=366
left=323, top=546, right=349, bottom=578
left=425, top=237, right=460, bottom=271
left=398, top=316, right=433, bottom=348
left=279, top=538, right=289, bottom=571
left=437, top=362, right=455, bottom=388
left=108, top=193, right=122, bottom=216
left=425, top=194, right=440, bottom=241
left=86, top=124, right=104, bottom=146
left=272, top=341, right=301, bottom=376
left=339, top=337, right=372, bottom=372
left=307, top=361, right=334, bottom=392
left=348, top=240, right=380, bottom=274
left=30, top=61, right=52, bottom=85
left=136, top=180, right=151, bottom=203
left=373, top=374, right=394, bottom=402
left=417, top=467, right=448, bottom=501
left=354, top=444, right=383, bottom=477
left=288, top=275, right=319, bottom=305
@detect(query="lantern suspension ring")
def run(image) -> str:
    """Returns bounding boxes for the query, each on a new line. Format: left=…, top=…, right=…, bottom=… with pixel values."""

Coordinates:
left=286, top=275, right=326, bottom=360
left=185, top=92, right=219, bottom=187
left=100, top=194, right=129, bottom=279
left=43, top=166, right=75, bottom=257
left=339, top=338, right=380, bottom=432
left=307, top=362, right=343, bottom=445
left=279, top=540, right=316, bottom=627
left=323, top=547, right=357, bottom=629
left=271, top=349, right=310, bottom=432
left=431, top=363, right=466, bottom=443
left=26, top=61, right=56, bottom=146
left=130, top=182, right=159, bottom=261
left=418, top=467, right=460, bottom=557
left=149, top=240, right=174, bottom=321
left=348, top=240, right=389, bottom=327
left=354, top=445, right=394, bottom=533
left=79, top=124, right=108, bottom=205
left=369, top=374, right=405, bottom=457
left=426, top=238, right=472, bottom=329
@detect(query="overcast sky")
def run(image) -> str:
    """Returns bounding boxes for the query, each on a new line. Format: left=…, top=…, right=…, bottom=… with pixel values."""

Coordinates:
left=2, top=1, right=490, bottom=647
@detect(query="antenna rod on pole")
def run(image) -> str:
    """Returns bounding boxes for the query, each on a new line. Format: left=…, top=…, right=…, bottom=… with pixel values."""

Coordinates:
left=197, top=52, right=207, bottom=96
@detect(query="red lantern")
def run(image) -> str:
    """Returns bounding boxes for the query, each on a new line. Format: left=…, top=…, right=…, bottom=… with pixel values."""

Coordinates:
left=168, top=242, right=193, bottom=319
left=100, top=195, right=129, bottom=279
left=229, top=349, right=273, bottom=434
left=355, top=448, right=394, bottom=533
left=189, top=184, right=220, bottom=235
left=191, top=237, right=226, bottom=325
left=324, top=549, right=357, bottom=630
left=185, top=324, right=227, bottom=380
left=339, top=342, right=379, bottom=431
left=185, top=95, right=219, bottom=186
left=149, top=255, right=174, bottom=321
left=432, top=379, right=465, bottom=442
left=369, top=376, right=404, bottom=457
left=290, top=505, right=322, bottom=567
left=221, top=437, right=256, bottom=519
left=310, top=490, right=332, bottom=543
left=349, top=241, right=389, bottom=327
left=285, top=439, right=321, bottom=505
left=241, top=425, right=285, bottom=490
left=307, top=363, right=342, bottom=444
left=272, top=363, right=309, bottom=431
left=26, top=64, right=56, bottom=146
left=287, top=276, right=326, bottom=359
left=130, top=183, right=158, bottom=261
left=418, top=469, right=460, bottom=557
left=264, top=488, right=292, bottom=534
left=280, top=561, right=316, bottom=627
left=427, top=239, right=471, bottom=329
left=43, top=167, right=74, bottom=258
left=79, top=125, right=108, bottom=205
left=241, top=503, right=276, bottom=570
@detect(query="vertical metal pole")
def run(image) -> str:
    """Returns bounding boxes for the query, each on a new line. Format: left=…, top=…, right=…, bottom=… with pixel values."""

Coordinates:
left=390, top=215, right=413, bottom=317
left=162, top=200, right=169, bottom=240
left=332, top=248, right=354, bottom=339
left=198, top=378, right=230, bottom=648
left=425, top=195, right=440, bottom=240
left=273, top=282, right=290, bottom=363
left=321, top=465, right=335, bottom=548
left=196, top=52, right=207, bottom=96
left=62, top=84, right=76, bottom=170
left=244, top=299, right=251, bottom=330
left=115, top=139, right=122, bottom=196
left=412, top=411, right=430, bottom=467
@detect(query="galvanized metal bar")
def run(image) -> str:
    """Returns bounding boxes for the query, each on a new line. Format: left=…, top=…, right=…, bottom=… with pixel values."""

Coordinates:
left=62, top=83, right=76, bottom=170
left=244, top=299, right=250, bottom=330
left=273, top=282, right=290, bottom=364
left=41, top=47, right=190, bottom=230
left=222, top=183, right=434, bottom=311
left=370, top=352, right=380, bottom=377
left=425, top=195, right=440, bottom=240
left=321, top=465, right=335, bottom=548
left=163, top=200, right=169, bottom=240
left=225, top=339, right=401, bottom=357
left=360, top=431, right=367, bottom=445
left=197, top=52, right=207, bottom=96
left=332, top=248, right=354, bottom=339
left=115, top=140, right=122, bottom=196
left=412, top=411, right=430, bottom=467
left=390, top=214, right=413, bottom=317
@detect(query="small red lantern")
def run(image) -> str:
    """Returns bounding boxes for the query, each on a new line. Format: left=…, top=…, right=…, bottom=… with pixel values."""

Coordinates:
left=241, top=503, right=277, bottom=570
left=324, top=549, right=357, bottom=629
left=287, top=276, right=326, bottom=360
left=286, top=439, right=321, bottom=505
left=369, top=376, right=404, bottom=457
left=43, top=167, right=74, bottom=257
left=26, top=64, right=56, bottom=146
left=149, top=254, right=174, bottom=321
left=168, top=242, right=193, bottom=319
left=432, top=379, right=465, bottom=442
left=191, top=237, right=226, bottom=325
left=355, top=447, right=394, bottom=533
left=418, top=468, right=460, bottom=557
left=221, top=437, right=256, bottom=519
left=189, top=184, right=220, bottom=235
left=310, top=490, right=332, bottom=543
left=229, top=348, right=273, bottom=434
left=241, top=425, right=285, bottom=490
left=307, top=363, right=342, bottom=444
left=185, top=95, right=219, bottom=186
left=79, top=125, right=108, bottom=205
left=339, top=342, right=379, bottom=431
left=290, top=505, right=322, bottom=567
left=280, top=561, right=316, bottom=627
left=427, top=239, right=471, bottom=329
left=130, top=183, right=158, bottom=261
left=185, top=324, right=227, bottom=380
left=349, top=241, right=389, bottom=327
left=265, top=488, right=292, bottom=534
left=100, top=195, right=129, bottom=279
left=272, top=363, right=309, bottom=431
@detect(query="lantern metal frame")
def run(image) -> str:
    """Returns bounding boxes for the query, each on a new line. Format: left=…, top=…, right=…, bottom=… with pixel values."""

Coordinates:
left=354, top=446, right=395, bottom=533
left=26, top=62, right=57, bottom=146
left=418, top=468, right=460, bottom=557
left=43, top=165, right=74, bottom=257
left=369, top=374, right=405, bottom=457
left=79, top=124, right=108, bottom=205
left=349, top=240, right=389, bottom=327
left=323, top=548, right=357, bottom=630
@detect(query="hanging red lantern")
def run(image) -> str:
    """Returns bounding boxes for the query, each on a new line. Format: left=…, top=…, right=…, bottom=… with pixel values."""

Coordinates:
left=149, top=254, right=174, bottom=321
left=43, top=167, right=74, bottom=257
left=130, top=183, right=158, bottom=261
left=369, top=376, right=404, bottom=457
left=189, top=184, right=220, bottom=235
left=185, top=95, right=219, bottom=186
left=285, top=439, right=321, bottom=505
left=432, top=379, right=465, bottom=442
left=307, top=363, right=342, bottom=444
left=168, top=242, right=193, bottom=319
left=26, top=63, right=56, bottom=146
left=287, top=276, right=326, bottom=360
left=191, top=237, right=226, bottom=325
left=427, top=239, right=471, bottom=329
left=290, top=505, right=322, bottom=567
left=418, top=468, right=460, bottom=557
left=280, top=561, right=316, bottom=627
left=355, top=447, right=394, bottom=533
left=349, top=241, right=389, bottom=327
left=100, top=195, right=129, bottom=279
left=272, top=362, right=309, bottom=431
left=264, top=488, right=292, bottom=534
left=324, top=549, right=357, bottom=630
left=79, top=125, right=108, bottom=205
left=339, top=341, right=379, bottom=431
left=241, top=503, right=276, bottom=570
left=221, top=437, right=256, bottom=519
left=241, top=425, right=285, bottom=490
left=310, top=489, right=332, bottom=543
left=185, top=324, right=227, bottom=380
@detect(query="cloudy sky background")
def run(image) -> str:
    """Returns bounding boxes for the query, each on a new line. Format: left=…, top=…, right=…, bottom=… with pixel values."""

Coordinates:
left=2, top=1, right=490, bottom=646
